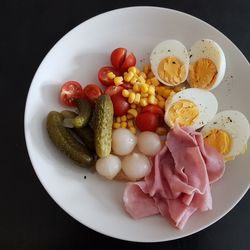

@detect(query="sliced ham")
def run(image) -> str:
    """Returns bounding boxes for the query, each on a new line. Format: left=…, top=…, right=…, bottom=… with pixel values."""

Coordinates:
left=123, top=125, right=225, bottom=229
left=123, top=181, right=159, bottom=219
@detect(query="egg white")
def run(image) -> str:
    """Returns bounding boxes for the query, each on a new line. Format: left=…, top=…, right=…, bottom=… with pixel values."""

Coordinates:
left=188, top=39, right=226, bottom=90
left=150, top=40, right=189, bottom=86
left=201, top=110, right=250, bottom=159
left=164, top=88, right=218, bottom=130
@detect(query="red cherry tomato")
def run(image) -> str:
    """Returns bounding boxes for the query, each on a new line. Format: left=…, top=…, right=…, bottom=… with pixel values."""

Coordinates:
left=111, top=92, right=130, bottom=116
left=104, top=85, right=124, bottom=96
left=111, top=48, right=127, bottom=70
left=59, top=81, right=83, bottom=107
left=135, top=112, right=159, bottom=132
left=142, top=104, right=165, bottom=125
left=110, top=48, right=136, bottom=72
left=120, top=52, right=136, bottom=72
left=83, top=84, right=103, bottom=103
left=98, top=66, right=120, bottom=86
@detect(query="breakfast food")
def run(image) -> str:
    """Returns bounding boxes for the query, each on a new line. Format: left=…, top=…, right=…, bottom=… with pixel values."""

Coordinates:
left=164, top=88, right=218, bottom=129
left=188, top=39, right=226, bottom=90
left=201, top=110, right=250, bottom=160
left=150, top=40, right=189, bottom=86
left=46, top=41, right=249, bottom=230
left=123, top=125, right=225, bottom=229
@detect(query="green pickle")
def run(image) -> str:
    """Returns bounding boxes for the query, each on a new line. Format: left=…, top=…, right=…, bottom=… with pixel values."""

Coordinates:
left=93, top=95, right=114, bottom=158
left=74, top=126, right=95, bottom=152
left=72, top=99, right=92, bottom=128
left=47, top=111, right=95, bottom=167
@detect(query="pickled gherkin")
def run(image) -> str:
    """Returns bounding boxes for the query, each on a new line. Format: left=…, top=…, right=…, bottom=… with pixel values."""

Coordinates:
left=93, top=95, right=114, bottom=158
left=47, top=111, right=95, bottom=167
left=72, top=99, right=92, bottom=128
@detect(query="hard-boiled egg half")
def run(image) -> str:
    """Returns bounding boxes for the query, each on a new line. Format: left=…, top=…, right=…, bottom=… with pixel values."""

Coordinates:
left=164, top=88, right=218, bottom=130
left=150, top=40, right=189, bottom=86
left=201, top=110, right=250, bottom=161
left=188, top=39, right=226, bottom=90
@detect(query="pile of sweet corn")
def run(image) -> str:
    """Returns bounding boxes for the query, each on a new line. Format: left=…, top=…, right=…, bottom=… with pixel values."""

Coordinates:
left=108, top=65, right=184, bottom=135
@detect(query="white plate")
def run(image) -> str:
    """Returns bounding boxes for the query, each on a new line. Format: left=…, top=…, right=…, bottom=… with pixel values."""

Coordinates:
left=24, top=6, right=250, bottom=242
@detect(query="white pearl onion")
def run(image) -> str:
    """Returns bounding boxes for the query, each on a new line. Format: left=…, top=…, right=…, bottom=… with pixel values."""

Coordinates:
left=96, top=154, right=121, bottom=180
left=121, top=153, right=151, bottom=179
left=112, top=128, right=137, bottom=156
left=137, top=131, right=161, bottom=156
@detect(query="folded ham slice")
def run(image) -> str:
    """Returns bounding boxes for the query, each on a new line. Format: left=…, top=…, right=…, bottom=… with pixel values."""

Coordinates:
left=123, top=125, right=225, bottom=229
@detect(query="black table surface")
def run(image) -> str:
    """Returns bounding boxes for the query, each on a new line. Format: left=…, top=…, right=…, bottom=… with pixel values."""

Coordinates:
left=1, top=0, right=250, bottom=249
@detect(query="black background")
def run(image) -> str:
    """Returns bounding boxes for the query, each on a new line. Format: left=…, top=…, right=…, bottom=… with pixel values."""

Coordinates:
left=1, top=0, right=250, bottom=249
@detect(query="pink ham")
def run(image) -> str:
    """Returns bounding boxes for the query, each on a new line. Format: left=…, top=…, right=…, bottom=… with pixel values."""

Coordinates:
left=123, top=125, right=225, bottom=229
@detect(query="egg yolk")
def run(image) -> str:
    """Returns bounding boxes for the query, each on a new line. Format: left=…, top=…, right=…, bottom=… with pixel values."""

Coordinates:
left=189, top=58, right=217, bottom=89
left=204, top=129, right=231, bottom=155
left=158, top=56, right=186, bottom=85
left=168, top=100, right=199, bottom=126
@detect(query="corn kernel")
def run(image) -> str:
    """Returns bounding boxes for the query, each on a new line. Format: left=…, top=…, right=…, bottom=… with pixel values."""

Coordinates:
left=107, top=71, right=116, bottom=79
left=136, top=67, right=140, bottom=74
left=134, top=93, right=141, bottom=104
left=113, top=123, right=121, bottom=129
left=116, top=117, right=121, bottom=123
left=128, top=92, right=136, bottom=103
left=127, top=109, right=138, bottom=117
left=133, top=83, right=140, bottom=92
left=158, top=100, right=166, bottom=109
left=156, top=127, right=168, bottom=136
left=140, top=98, right=148, bottom=107
left=114, top=76, right=123, bottom=86
left=156, top=95, right=165, bottom=101
left=130, top=76, right=138, bottom=84
left=139, top=72, right=147, bottom=79
left=148, top=95, right=158, bottom=104
left=147, top=71, right=155, bottom=78
left=127, top=120, right=134, bottom=128
left=174, top=86, right=185, bottom=92
left=122, top=89, right=130, bottom=98
left=121, top=115, right=127, bottom=122
left=128, top=66, right=137, bottom=74
left=138, top=75, right=146, bottom=84
left=121, top=121, right=127, bottom=128
left=129, top=126, right=137, bottom=134
left=155, top=86, right=161, bottom=93
left=151, top=77, right=160, bottom=86
left=162, top=88, right=172, bottom=98
left=131, top=103, right=137, bottom=109
left=141, top=93, right=149, bottom=98
left=124, top=71, right=134, bottom=82
left=143, top=64, right=151, bottom=74
left=127, top=114, right=134, bottom=119
left=140, top=84, right=149, bottom=93
left=156, top=86, right=164, bottom=95
left=148, top=85, right=155, bottom=95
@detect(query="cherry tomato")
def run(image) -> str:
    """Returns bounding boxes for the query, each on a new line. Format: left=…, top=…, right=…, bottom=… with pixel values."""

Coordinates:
left=98, top=66, right=120, bottom=86
left=111, top=92, right=130, bottom=116
left=120, top=83, right=132, bottom=89
left=83, top=84, right=103, bottom=103
left=142, top=104, right=165, bottom=125
left=135, top=112, right=159, bottom=132
left=120, top=52, right=136, bottom=72
left=110, top=48, right=136, bottom=72
left=104, top=85, right=124, bottom=96
left=59, top=81, right=83, bottom=107
left=111, top=48, right=127, bottom=70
